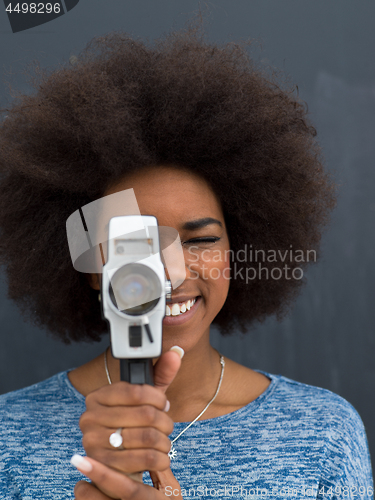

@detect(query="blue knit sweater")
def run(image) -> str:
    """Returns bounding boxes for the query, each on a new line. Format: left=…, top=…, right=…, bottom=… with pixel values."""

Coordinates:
left=0, top=369, right=373, bottom=499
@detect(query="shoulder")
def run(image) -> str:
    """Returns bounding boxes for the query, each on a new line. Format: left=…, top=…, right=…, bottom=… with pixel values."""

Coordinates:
left=261, top=371, right=373, bottom=484
left=0, top=370, right=85, bottom=428
left=265, top=370, right=367, bottom=430
left=281, top=373, right=360, bottom=412
left=226, top=360, right=362, bottom=427
left=0, top=372, right=86, bottom=493
left=0, top=370, right=74, bottom=404
left=0, top=371, right=86, bottom=461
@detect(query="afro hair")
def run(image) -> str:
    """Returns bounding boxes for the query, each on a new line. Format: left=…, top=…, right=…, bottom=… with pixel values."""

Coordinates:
left=0, top=21, right=337, bottom=343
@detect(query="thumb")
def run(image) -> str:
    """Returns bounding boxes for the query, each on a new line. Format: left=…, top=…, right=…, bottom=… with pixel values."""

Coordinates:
left=149, top=467, right=183, bottom=497
left=153, top=346, right=184, bottom=394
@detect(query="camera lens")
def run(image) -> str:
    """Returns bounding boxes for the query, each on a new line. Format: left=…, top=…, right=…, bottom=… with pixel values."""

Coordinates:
left=118, top=274, right=149, bottom=303
left=109, top=263, right=162, bottom=316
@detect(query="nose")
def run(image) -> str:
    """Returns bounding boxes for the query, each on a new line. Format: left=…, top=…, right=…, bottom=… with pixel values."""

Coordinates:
left=164, top=257, right=196, bottom=286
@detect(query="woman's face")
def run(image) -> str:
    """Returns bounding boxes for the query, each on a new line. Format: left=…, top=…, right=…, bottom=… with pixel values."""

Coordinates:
left=95, top=165, right=231, bottom=353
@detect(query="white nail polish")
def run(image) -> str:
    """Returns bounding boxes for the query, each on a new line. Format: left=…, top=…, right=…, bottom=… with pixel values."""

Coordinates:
left=70, top=454, right=93, bottom=472
left=164, top=400, right=171, bottom=412
left=170, top=346, right=185, bottom=359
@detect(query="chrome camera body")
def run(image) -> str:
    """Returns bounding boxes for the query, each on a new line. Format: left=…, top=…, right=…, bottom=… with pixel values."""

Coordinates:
left=101, top=215, right=171, bottom=362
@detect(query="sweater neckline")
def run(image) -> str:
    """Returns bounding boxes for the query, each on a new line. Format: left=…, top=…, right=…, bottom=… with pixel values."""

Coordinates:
left=172, top=369, right=278, bottom=425
left=61, top=368, right=279, bottom=424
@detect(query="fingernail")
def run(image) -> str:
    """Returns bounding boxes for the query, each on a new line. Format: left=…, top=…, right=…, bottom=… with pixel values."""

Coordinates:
left=170, top=346, right=184, bottom=359
left=71, top=454, right=93, bottom=472
left=164, top=400, right=170, bottom=412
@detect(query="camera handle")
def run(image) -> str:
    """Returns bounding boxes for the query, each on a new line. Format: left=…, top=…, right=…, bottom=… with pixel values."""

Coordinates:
left=119, top=357, right=155, bottom=483
left=118, top=358, right=154, bottom=483
left=119, top=320, right=156, bottom=481
left=119, top=358, right=154, bottom=385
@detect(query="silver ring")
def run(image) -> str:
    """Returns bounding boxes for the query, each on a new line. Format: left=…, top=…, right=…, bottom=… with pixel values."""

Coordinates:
left=109, top=428, right=124, bottom=449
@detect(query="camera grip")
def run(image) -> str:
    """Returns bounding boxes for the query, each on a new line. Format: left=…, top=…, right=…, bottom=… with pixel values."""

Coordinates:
left=120, top=358, right=154, bottom=385
left=120, top=358, right=155, bottom=483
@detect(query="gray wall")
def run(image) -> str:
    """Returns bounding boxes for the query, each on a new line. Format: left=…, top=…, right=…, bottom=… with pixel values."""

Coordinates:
left=0, top=0, right=374, bottom=470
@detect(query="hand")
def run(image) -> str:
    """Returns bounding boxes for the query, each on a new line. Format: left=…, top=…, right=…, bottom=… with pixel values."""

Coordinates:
left=74, top=348, right=183, bottom=497
left=73, top=453, right=183, bottom=499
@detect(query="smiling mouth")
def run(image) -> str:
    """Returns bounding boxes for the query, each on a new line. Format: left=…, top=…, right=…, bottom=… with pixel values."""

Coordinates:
left=165, top=296, right=199, bottom=316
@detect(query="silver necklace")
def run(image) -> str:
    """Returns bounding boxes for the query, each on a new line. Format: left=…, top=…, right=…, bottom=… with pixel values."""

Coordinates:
left=104, top=347, right=225, bottom=460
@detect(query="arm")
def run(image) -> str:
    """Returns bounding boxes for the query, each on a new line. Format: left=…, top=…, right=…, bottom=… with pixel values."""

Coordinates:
left=316, top=401, right=373, bottom=500
left=0, top=453, right=20, bottom=500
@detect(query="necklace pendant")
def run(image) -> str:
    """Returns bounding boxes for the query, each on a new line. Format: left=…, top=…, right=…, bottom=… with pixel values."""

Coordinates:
left=168, top=445, right=177, bottom=460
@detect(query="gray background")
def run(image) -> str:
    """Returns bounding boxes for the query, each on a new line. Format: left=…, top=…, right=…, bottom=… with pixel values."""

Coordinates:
left=0, top=0, right=374, bottom=471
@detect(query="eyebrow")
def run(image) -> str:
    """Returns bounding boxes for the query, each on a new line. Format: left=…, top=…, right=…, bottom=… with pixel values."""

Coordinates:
left=181, top=217, right=223, bottom=231
left=103, top=217, right=223, bottom=231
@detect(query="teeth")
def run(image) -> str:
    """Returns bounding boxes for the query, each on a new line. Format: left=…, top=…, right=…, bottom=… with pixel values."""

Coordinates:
left=171, top=304, right=180, bottom=316
left=165, top=297, right=198, bottom=317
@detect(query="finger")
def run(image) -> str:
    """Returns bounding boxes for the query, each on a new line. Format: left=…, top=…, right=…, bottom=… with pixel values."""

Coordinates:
left=80, top=404, right=174, bottom=435
left=153, top=348, right=184, bottom=393
left=88, top=447, right=170, bottom=475
left=85, top=382, right=168, bottom=411
left=74, top=480, right=113, bottom=500
left=71, top=454, right=168, bottom=500
left=149, top=467, right=183, bottom=497
left=83, top=426, right=171, bottom=454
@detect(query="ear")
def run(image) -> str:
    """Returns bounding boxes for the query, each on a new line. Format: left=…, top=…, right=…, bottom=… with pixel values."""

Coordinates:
left=86, top=273, right=101, bottom=290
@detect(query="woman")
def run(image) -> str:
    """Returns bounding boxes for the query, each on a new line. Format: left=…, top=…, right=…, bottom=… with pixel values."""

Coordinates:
left=0, top=24, right=373, bottom=499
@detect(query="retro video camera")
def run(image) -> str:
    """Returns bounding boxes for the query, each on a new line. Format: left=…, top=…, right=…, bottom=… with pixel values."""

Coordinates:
left=100, top=215, right=172, bottom=385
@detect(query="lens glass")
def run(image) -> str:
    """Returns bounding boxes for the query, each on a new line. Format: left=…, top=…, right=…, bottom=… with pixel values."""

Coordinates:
left=109, top=263, right=162, bottom=316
